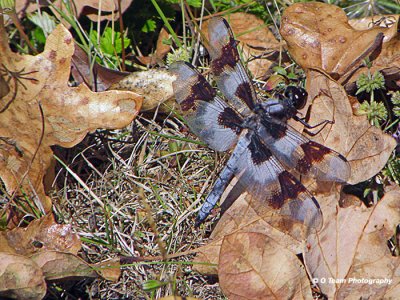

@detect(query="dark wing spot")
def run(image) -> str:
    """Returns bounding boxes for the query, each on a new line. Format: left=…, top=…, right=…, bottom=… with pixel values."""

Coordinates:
left=211, top=38, right=239, bottom=75
left=180, top=75, right=216, bottom=112
left=248, top=134, right=272, bottom=166
left=296, top=141, right=331, bottom=174
left=269, top=171, right=307, bottom=209
left=218, top=107, right=243, bottom=135
left=235, top=81, right=255, bottom=110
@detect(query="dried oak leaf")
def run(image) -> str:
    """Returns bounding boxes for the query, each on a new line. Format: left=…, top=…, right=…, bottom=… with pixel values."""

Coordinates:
left=345, top=15, right=400, bottom=91
left=92, top=257, right=121, bottom=281
left=194, top=192, right=313, bottom=298
left=0, top=252, right=46, bottom=300
left=203, top=12, right=285, bottom=79
left=219, top=231, right=313, bottom=300
left=348, top=15, right=399, bottom=40
left=299, top=70, right=396, bottom=184
left=280, top=2, right=388, bottom=80
left=31, top=251, right=121, bottom=281
left=0, top=214, right=81, bottom=297
left=193, top=189, right=308, bottom=275
left=305, top=188, right=400, bottom=298
left=0, top=214, right=81, bottom=256
left=0, top=23, right=141, bottom=216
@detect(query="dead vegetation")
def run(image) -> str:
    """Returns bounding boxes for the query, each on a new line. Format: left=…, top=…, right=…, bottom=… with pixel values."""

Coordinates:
left=0, top=1, right=400, bottom=299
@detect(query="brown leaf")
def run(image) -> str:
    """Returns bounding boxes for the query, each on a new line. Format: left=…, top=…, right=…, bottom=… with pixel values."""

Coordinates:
left=31, top=251, right=121, bottom=282
left=219, top=231, right=313, bottom=300
left=348, top=15, right=399, bottom=40
left=31, top=251, right=96, bottom=280
left=192, top=240, right=221, bottom=275
left=0, top=252, right=46, bottom=300
left=211, top=191, right=308, bottom=248
left=305, top=188, right=400, bottom=298
left=280, top=2, right=388, bottom=80
left=345, top=15, right=400, bottom=91
left=92, top=257, right=121, bottom=281
left=298, top=70, right=396, bottom=184
left=111, top=69, right=175, bottom=112
left=202, top=12, right=285, bottom=79
left=0, top=23, right=141, bottom=220
left=136, top=27, right=172, bottom=67
left=16, top=0, right=133, bottom=24
left=227, top=13, right=285, bottom=79
left=155, top=27, right=172, bottom=61
left=193, top=190, right=305, bottom=275
left=0, top=214, right=81, bottom=256
left=71, top=46, right=131, bottom=92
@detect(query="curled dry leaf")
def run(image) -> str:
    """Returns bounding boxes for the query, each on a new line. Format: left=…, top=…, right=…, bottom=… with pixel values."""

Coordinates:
left=299, top=70, right=396, bottom=184
left=280, top=2, right=388, bottom=80
left=219, top=231, right=313, bottom=300
left=71, top=46, right=131, bottom=92
left=0, top=214, right=81, bottom=256
left=111, top=69, right=175, bottom=112
left=155, top=28, right=173, bottom=61
left=31, top=251, right=121, bottom=282
left=202, top=12, right=285, bottom=79
left=345, top=15, right=400, bottom=91
left=348, top=15, right=399, bottom=41
left=136, top=27, right=171, bottom=67
left=15, top=0, right=133, bottom=24
left=0, top=253, right=46, bottom=300
left=0, top=22, right=141, bottom=219
left=305, top=188, right=400, bottom=298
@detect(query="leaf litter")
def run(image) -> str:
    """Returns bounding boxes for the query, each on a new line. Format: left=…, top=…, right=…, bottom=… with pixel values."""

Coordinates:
left=189, top=3, right=398, bottom=299
left=0, top=12, right=140, bottom=299
left=0, top=19, right=141, bottom=227
left=1, top=1, right=399, bottom=299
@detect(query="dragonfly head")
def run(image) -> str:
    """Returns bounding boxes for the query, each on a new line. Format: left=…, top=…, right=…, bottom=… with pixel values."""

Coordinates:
left=284, top=86, right=308, bottom=110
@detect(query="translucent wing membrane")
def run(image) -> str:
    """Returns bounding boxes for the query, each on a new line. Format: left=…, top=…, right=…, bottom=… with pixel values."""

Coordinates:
left=171, top=17, right=350, bottom=230
left=207, top=17, right=258, bottom=114
left=197, top=132, right=322, bottom=230
left=234, top=132, right=322, bottom=229
left=170, top=62, right=244, bottom=152
left=258, top=116, right=351, bottom=183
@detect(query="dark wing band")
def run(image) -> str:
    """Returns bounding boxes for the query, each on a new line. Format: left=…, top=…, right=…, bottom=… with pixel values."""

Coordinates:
left=170, top=62, right=244, bottom=152
left=207, top=17, right=258, bottom=114
left=258, top=116, right=351, bottom=183
left=196, top=131, right=323, bottom=230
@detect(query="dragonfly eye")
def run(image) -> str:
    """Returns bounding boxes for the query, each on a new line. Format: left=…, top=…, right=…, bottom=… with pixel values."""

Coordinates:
left=284, top=86, right=308, bottom=110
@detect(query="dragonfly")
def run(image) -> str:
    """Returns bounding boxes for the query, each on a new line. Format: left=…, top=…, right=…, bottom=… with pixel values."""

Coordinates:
left=170, top=17, right=351, bottom=230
